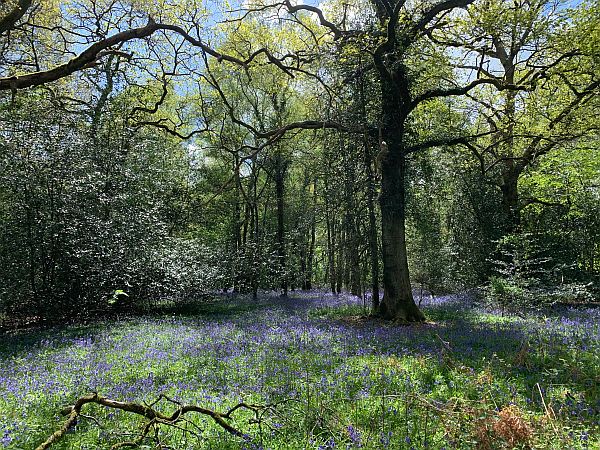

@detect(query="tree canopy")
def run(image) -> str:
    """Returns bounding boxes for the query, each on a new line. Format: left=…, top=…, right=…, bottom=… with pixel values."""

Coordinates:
left=0, top=0, right=598, bottom=323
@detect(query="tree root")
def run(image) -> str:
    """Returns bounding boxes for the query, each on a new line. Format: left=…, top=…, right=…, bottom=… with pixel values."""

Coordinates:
left=36, top=393, right=276, bottom=450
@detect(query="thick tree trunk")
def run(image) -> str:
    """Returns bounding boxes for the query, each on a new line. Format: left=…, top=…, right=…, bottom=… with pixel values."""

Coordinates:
left=378, top=153, right=425, bottom=321
left=498, top=58, right=521, bottom=233
left=371, top=66, right=425, bottom=322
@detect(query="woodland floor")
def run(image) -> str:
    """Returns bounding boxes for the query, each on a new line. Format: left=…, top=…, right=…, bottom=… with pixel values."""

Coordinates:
left=0, top=291, right=598, bottom=449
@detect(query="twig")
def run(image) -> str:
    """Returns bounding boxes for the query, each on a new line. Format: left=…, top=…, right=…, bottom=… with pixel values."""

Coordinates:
left=535, top=383, right=558, bottom=434
left=36, top=393, right=257, bottom=450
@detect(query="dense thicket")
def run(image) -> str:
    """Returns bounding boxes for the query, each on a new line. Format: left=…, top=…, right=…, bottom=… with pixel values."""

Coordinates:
left=0, top=0, right=598, bottom=324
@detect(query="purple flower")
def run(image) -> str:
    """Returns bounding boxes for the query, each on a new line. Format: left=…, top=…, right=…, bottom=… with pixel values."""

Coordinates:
left=347, top=425, right=362, bottom=447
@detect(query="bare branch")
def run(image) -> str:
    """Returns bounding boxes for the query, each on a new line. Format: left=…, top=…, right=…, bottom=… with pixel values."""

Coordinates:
left=411, top=77, right=530, bottom=109
left=36, top=392, right=260, bottom=450
left=404, top=128, right=495, bottom=154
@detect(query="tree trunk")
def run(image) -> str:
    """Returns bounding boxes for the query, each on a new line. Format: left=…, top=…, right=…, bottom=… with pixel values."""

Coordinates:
left=357, top=65, right=380, bottom=310
left=274, top=153, right=287, bottom=296
left=500, top=170, right=521, bottom=232
left=308, top=178, right=317, bottom=289
left=233, top=155, right=242, bottom=292
left=336, top=224, right=344, bottom=294
left=250, top=164, right=260, bottom=300
left=364, top=139, right=380, bottom=311
left=377, top=131, right=425, bottom=321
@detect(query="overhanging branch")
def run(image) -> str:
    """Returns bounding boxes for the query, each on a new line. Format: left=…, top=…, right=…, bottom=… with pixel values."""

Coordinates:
left=411, top=77, right=530, bottom=110
left=0, top=17, right=313, bottom=91
left=404, top=128, right=495, bottom=154
left=0, top=0, right=33, bottom=36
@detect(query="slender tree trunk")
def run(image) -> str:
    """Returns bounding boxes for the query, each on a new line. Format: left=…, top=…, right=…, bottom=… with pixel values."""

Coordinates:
left=364, top=141, right=380, bottom=311
left=249, top=164, right=260, bottom=300
left=233, top=155, right=242, bottom=293
left=357, top=67, right=380, bottom=310
left=326, top=216, right=335, bottom=293
left=500, top=170, right=521, bottom=232
left=300, top=240, right=307, bottom=290
left=336, top=224, right=344, bottom=294
left=252, top=196, right=259, bottom=300
left=274, top=153, right=287, bottom=296
left=342, top=148, right=361, bottom=296
left=307, top=183, right=316, bottom=290
left=324, top=175, right=337, bottom=294
left=303, top=177, right=317, bottom=290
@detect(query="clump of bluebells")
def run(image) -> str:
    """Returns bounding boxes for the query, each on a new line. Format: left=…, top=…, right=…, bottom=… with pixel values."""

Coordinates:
left=0, top=291, right=598, bottom=449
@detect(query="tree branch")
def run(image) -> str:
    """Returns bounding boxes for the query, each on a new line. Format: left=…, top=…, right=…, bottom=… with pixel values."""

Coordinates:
left=0, top=17, right=312, bottom=91
left=404, top=128, right=495, bottom=154
left=36, top=392, right=279, bottom=450
left=411, top=0, right=475, bottom=37
left=411, top=77, right=530, bottom=109
left=0, top=19, right=163, bottom=91
left=0, top=0, right=33, bottom=36
left=281, top=0, right=352, bottom=40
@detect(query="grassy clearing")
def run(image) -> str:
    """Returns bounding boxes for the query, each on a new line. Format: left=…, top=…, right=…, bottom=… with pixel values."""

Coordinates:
left=1, top=292, right=598, bottom=449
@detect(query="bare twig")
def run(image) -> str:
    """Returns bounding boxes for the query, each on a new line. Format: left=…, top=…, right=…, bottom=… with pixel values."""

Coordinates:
left=36, top=393, right=264, bottom=450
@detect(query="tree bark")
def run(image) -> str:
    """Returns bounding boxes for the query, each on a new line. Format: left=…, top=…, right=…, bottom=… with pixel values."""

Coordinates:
left=375, top=74, right=425, bottom=321
left=365, top=143, right=380, bottom=311
left=500, top=169, right=521, bottom=232
left=274, top=152, right=288, bottom=296
left=378, top=149, right=425, bottom=321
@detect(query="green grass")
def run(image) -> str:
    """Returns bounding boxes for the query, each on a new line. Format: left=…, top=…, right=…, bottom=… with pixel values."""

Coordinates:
left=0, top=293, right=598, bottom=449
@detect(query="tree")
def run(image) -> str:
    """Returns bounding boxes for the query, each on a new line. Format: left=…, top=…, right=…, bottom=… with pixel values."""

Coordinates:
left=434, top=0, right=600, bottom=231
left=274, top=0, right=553, bottom=320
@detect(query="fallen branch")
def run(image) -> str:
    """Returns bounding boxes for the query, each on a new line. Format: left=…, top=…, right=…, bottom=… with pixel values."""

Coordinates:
left=36, top=393, right=274, bottom=449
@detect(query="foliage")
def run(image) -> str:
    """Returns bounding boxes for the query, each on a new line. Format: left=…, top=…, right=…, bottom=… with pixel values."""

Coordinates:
left=0, top=88, right=220, bottom=318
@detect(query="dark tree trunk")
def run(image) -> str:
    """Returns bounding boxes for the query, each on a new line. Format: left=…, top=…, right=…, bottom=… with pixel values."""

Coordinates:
left=326, top=215, right=336, bottom=294
left=308, top=179, right=317, bottom=289
left=250, top=166, right=260, bottom=300
left=364, top=139, right=380, bottom=311
left=324, top=175, right=337, bottom=294
left=378, top=149, right=425, bottom=321
left=336, top=224, right=344, bottom=294
left=233, top=155, right=242, bottom=293
left=303, top=177, right=317, bottom=290
left=357, top=66, right=380, bottom=310
left=274, top=153, right=287, bottom=296
left=343, top=149, right=361, bottom=296
left=375, top=78, right=425, bottom=321
left=498, top=54, right=521, bottom=233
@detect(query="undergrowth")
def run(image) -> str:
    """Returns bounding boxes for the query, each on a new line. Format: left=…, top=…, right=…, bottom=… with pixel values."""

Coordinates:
left=0, top=292, right=598, bottom=449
